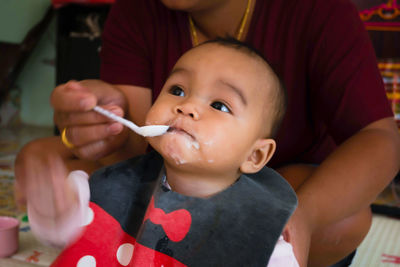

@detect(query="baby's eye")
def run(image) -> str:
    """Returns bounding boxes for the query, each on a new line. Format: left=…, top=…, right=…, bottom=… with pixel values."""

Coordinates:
left=211, top=101, right=230, bottom=113
left=169, top=85, right=185, bottom=97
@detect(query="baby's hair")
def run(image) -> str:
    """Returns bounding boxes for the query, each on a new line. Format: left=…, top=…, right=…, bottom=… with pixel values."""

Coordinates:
left=199, top=37, right=287, bottom=138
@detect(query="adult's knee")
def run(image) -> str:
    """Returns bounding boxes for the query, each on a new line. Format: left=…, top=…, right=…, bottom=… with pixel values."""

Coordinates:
left=308, top=207, right=372, bottom=267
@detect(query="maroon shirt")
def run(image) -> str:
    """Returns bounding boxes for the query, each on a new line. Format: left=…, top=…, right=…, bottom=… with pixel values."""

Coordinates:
left=100, top=0, right=392, bottom=167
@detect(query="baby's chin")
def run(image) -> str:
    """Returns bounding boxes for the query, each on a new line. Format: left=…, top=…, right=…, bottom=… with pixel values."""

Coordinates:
left=152, top=133, right=201, bottom=166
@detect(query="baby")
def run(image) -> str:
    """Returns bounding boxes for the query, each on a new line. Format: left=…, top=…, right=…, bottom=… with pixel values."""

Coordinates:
left=28, top=37, right=298, bottom=266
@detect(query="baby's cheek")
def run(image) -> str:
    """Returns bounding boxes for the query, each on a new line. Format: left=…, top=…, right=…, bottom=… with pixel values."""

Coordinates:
left=144, top=113, right=157, bottom=126
left=199, top=133, right=236, bottom=165
left=144, top=103, right=165, bottom=125
left=162, top=135, right=181, bottom=154
left=199, top=140, right=215, bottom=163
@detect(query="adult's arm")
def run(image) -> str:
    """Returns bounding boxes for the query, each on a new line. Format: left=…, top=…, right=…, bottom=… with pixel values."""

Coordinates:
left=302, top=117, right=400, bottom=228
left=286, top=117, right=400, bottom=266
left=303, top=0, right=400, bottom=226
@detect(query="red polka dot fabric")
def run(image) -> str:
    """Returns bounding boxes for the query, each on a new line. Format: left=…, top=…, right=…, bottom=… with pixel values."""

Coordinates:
left=51, top=202, right=187, bottom=267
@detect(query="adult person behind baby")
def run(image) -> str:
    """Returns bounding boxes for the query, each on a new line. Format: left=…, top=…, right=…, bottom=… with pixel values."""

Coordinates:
left=29, top=38, right=298, bottom=266
left=15, top=0, right=400, bottom=266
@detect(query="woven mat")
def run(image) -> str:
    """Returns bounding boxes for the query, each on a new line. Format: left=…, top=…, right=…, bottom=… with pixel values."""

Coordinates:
left=0, top=125, right=59, bottom=266
left=351, top=215, right=400, bottom=266
left=0, top=175, right=60, bottom=266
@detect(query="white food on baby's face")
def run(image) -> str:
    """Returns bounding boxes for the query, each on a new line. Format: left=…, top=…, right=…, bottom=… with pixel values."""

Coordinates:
left=158, top=129, right=202, bottom=165
left=158, top=125, right=219, bottom=167
left=186, top=139, right=200, bottom=150
left=172, top=155, right=187, bottom=165
left=203, top=140, right=214, bottom=147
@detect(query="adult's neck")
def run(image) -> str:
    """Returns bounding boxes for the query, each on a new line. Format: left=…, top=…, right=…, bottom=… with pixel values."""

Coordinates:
left=189, top=0, right=256, bottom=43
left=164, top=162, right=240, bottom=198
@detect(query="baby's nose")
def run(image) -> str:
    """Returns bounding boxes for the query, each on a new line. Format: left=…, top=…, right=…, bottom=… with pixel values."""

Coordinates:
left=174, top=103, right=199, bottom=120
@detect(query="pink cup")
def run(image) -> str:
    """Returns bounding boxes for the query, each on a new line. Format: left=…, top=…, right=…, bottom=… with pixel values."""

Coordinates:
left=0, top=216, right=19, bottom=258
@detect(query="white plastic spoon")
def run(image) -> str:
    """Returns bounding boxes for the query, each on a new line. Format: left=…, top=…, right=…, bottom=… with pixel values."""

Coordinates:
left=93, top=106, right=169, bottom=137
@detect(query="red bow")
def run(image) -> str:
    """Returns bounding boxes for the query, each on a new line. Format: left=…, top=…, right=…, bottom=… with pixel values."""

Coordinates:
left=144, top=197, right=192, bottom=242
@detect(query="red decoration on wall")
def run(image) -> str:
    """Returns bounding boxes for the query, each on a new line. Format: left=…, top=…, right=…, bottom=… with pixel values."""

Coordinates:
left=360, top=0, right=400, bottom=31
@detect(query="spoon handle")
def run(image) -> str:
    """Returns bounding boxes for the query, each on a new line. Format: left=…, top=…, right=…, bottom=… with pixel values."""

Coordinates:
left=93, top=106, right=140, bottom=132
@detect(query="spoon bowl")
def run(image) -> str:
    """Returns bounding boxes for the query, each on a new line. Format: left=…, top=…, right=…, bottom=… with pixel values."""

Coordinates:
left=93, top=106, right=169, bottom=137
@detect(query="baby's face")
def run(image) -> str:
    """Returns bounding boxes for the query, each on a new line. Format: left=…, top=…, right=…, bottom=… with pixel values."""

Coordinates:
left=146, top=43, right=274, bottom=174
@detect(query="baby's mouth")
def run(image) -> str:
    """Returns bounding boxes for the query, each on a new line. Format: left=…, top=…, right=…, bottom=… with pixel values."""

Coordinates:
left=167, top=126, right=195, bottom=140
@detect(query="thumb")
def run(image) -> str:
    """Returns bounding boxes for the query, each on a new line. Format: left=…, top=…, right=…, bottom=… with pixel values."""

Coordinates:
left=80, top=79, right=127, bottom=110
left=51, top=80, right=97, bottom=112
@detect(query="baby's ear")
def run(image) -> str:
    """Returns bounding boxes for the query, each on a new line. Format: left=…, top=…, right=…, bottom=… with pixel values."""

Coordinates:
left=240, top=139, right=276, bottom=174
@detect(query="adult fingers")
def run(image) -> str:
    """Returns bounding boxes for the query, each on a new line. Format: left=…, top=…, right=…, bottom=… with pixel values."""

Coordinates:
left=69, top=129, right=130, bottom=161
left=51, top=80, right=97, bottom=112
left=62, top=122, right=124, bottom=148
left=55, top=105, right=124, bottom=130
left=54, top=79, right=128, bottom=111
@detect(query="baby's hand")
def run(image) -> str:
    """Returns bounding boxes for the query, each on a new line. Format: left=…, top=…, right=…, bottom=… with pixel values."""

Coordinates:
left=25, top=154, right=76, bottom=218
left=26, top=161, right=90, bottom=247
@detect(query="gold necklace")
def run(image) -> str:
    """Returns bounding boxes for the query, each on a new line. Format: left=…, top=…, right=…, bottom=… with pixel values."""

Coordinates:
left=189, top=0, right=252, bottom=46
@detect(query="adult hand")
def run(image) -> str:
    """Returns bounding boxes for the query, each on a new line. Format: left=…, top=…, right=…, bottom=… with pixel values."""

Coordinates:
left=51, top=80, right=129, bottom=161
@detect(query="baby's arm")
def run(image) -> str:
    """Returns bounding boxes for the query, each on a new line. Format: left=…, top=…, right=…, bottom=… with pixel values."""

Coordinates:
left=27, top=170, right=90, bottom=248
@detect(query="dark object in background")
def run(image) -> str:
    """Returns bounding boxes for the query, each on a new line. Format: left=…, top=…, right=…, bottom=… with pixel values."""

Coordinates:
left=54, top=4, right=110, bottom=135
left=368, top=31, right=400, bottom=59
left=371, top=172, right=400, bottom=218
left=56, top=4, right=110, bottom=85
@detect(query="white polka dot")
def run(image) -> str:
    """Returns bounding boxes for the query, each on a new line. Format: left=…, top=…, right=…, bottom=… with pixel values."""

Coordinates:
left=82, top=207, right=94, bottom=226
left=77, top=255, right=96, bottom=267
left=116, top=243, right=134, bottom=266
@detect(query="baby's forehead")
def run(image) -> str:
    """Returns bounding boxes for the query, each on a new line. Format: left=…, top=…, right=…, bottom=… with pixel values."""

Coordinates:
left=172, top=43, right=278, bottom=96
left=199, top=44, right=271, bottom=72
left=190, top=42, right=256, bottom=60
left=181, top=43, right=272, bottom=74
